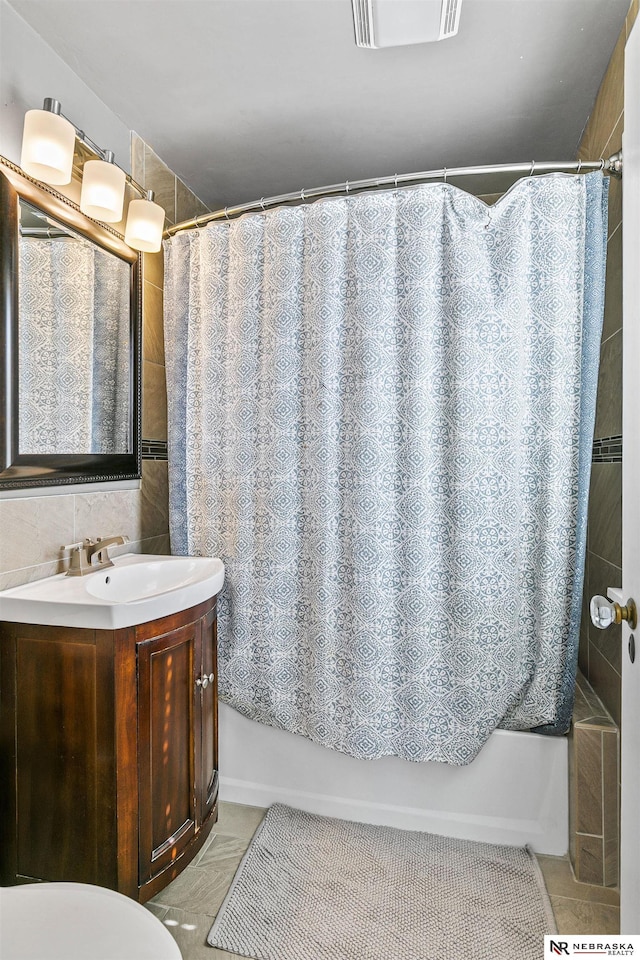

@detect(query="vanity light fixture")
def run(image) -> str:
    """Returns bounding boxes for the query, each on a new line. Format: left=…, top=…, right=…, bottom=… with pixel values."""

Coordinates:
left=124, top=191, right=165, bottom=254
left=20, top=98, right=75, bottom=185
left=80, top=153, right=126, bottom=223
left=124, top=193, right=164, bottom=253
left=20, top=98, right=165, bottom=252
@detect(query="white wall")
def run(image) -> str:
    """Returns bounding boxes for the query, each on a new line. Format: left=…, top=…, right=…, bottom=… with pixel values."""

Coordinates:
left=0, top=0, right=130, bottom=169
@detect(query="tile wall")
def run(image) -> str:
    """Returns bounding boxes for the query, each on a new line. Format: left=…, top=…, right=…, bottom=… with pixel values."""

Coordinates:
left=569, top=0, right=638, bottom=886
left=569, top=672, right=619, bottom=886
left=0, top=135, right=209, bottom=589
left=131, top=132, right=210, bottom=471
left=576, top=3, right=634, bottom=727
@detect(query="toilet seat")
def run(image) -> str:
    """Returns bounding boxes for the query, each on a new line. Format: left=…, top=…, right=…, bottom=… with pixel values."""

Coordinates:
left=0, top=882, right=182, bottom=960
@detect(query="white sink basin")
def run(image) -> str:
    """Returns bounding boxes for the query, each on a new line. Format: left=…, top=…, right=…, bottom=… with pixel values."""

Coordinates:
left=0, top=553, right=225, bottom=629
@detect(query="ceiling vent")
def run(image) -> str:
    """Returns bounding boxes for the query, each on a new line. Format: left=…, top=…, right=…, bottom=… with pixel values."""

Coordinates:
left=352, top=0, right=463, bottom=48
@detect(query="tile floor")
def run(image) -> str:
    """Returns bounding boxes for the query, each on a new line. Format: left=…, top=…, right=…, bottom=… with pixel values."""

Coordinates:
left=148, top=802, right=266, bottom=960
left=148, top=802, right=620, bottom=959
left=536, top=854, right=620, bottom=934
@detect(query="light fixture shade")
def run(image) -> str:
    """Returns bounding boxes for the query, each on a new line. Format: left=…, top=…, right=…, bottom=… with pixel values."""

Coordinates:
left=80, top=159, right=126, bottom=222
left=124, top=197, right=164, bottom=253
left=20, top=108, right=76, bottom=185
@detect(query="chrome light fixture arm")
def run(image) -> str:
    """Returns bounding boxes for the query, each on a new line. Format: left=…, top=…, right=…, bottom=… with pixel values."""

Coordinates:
left=42, top=99, right=148, bottom=199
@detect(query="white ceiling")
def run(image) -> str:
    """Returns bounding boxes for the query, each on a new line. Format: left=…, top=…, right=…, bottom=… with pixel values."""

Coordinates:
left=6, top=0, right=629, bottom=213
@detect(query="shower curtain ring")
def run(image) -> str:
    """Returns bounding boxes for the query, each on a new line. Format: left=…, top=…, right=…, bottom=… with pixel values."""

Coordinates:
left=443, top=167, right=448, bottom=184
left=530, top=160, right=535, bottom=177
left=345, top=180, right=350, bottom=194
left=394, top=173, right=398, bottom=189
left=300, top=188, right=306, bottom=202
left=577, top=160, right=583, bottom=174
left=224, top=207, right=230, bottom=221
left=260, top=197, right=266, bottom=210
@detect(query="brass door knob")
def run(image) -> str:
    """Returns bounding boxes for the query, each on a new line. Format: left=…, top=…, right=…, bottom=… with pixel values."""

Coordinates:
left=590, top=595, right=637, bottom=630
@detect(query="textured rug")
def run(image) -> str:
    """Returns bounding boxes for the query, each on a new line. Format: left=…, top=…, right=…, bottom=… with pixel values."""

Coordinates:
left=207, top=803, right=556, bottom=960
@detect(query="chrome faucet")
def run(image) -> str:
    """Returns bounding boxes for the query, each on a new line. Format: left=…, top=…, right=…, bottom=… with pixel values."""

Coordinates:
left=63, top=536, right=130, bottom=577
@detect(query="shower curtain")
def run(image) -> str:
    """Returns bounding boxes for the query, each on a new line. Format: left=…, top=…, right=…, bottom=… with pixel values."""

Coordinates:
left=19, top=237, right=130, bottom=454
left=164, top=173, right=608, bottom=765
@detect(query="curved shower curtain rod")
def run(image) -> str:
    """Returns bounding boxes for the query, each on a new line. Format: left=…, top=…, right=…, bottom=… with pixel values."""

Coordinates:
left=165, top=150, right=623, bottom=237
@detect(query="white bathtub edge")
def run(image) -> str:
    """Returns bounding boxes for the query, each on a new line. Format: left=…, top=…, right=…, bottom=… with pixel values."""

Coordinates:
left=219, top=775, right=566, bottom=853
left=218, top=704, right=569, bottom=856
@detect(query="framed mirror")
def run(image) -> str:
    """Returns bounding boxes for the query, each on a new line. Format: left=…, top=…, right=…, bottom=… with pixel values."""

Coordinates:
left=0, top=157, right=141, bottom=489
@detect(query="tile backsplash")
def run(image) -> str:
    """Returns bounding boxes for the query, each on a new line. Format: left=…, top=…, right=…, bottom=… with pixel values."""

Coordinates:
left=0, top=472, right=168, bottom=591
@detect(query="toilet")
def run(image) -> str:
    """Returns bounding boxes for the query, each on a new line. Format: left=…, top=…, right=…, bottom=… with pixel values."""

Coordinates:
left=0, top=882, right=182, bottom=959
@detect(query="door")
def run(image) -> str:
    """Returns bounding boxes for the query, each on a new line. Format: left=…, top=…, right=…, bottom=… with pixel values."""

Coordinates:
left=137, top=622, right=198, bottom=884
left=621, top=14, right=640, bottom=935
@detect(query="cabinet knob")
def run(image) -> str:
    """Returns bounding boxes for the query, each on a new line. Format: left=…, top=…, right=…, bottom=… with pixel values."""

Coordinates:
left=195, top=676, right=208, bottom=689
left=208, top=673, right=215, bottom=683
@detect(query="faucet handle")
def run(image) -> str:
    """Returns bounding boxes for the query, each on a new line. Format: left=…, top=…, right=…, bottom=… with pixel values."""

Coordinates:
left=62, top=541, right=94, bottom=577
left=62, top=539, right=96, bottom=553
left=62, top=541, right=84, bottom=552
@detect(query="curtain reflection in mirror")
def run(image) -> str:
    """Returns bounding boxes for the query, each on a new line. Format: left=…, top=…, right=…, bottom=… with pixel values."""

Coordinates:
left=18, top=234, right=130, bottom=454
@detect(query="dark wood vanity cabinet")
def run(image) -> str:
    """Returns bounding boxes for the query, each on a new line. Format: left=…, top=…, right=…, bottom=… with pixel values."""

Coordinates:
left=137, top=603, right=219, bottom=889
left=0, top=597, right=219, bottom=902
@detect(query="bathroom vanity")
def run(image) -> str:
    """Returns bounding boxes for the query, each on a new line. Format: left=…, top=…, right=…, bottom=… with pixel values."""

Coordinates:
left=0, top=554, right=224, bottom=902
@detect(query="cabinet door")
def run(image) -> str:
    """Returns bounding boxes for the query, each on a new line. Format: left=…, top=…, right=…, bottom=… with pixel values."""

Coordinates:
left=10, top=629, right=116, bottom=886
left=198, top=605, right=219, bottom=827
left=138, top=622, right=198, bottom=885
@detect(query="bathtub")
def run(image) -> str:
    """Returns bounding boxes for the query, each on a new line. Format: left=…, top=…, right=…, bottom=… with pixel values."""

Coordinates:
left=218, top=703, right=568, bottom=855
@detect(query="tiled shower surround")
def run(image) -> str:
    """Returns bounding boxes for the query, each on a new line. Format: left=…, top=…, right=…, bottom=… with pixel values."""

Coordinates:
left=131, top=132, right=209, bottom=470
left=566, top=0, right=638, bottom=891
left=570, top=673, right=619, bottom=887
left=577, top=0, right=636, bottom=731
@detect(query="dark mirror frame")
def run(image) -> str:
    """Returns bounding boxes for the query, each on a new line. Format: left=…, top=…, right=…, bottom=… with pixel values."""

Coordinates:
left=0, top=156, right=141, bottom=489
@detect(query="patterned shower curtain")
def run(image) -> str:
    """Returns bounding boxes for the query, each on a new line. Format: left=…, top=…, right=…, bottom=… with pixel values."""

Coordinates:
left=164, top=173, right=607, bottom=765
left=19, top=237, right=130, bottom=454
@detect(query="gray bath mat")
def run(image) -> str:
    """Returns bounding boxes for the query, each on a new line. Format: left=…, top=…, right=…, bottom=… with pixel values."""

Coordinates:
left=207, top=803, right=556, bottom=960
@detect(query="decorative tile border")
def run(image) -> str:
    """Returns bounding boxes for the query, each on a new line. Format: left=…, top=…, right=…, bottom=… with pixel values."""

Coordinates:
left=143, top=437, right=621, bottom=465
left=142, top=439, right=168, bottom=461
left=592, top=435, right=622, bottom=463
